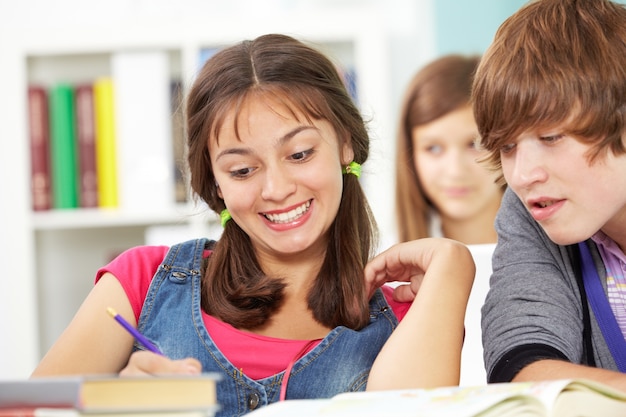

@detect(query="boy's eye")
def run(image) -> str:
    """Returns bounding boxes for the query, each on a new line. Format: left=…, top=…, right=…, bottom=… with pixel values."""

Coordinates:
left=500, top=142, right=516, bottom=154
left=539, top=134, right=564, bottom=143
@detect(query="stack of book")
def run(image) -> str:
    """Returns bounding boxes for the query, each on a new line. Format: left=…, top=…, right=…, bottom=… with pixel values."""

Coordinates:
left=0, top=374, right=219, bottom=417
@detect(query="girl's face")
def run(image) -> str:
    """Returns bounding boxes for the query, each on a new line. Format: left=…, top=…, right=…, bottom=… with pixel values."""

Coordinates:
left=412, top=106, right=502, bottom=224
left=210, top=95, right=353, bottom=262
left=501, top=127, right=626, bottom=248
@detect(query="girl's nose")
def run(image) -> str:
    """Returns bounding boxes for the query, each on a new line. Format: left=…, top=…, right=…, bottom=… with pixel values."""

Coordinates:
left=260, top=165, right=296, bottom=201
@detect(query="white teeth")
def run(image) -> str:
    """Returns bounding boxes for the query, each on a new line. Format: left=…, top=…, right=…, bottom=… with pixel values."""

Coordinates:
left=264, top=201, right=311, bottom=224
left=538, top=201, right=552, bottom=208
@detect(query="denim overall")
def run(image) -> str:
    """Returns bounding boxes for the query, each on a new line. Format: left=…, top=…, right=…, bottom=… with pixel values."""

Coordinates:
left=136, top=238, right=398, bottom=416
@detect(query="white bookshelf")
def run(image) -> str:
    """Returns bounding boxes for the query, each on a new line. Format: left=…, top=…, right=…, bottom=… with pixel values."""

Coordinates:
left=0, top=7, right=399, bottom=378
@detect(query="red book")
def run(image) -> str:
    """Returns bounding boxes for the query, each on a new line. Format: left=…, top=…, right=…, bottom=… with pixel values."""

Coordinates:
left=27, top=86, right=52, bottom=211
left=75, top=84, right=98, bottom=208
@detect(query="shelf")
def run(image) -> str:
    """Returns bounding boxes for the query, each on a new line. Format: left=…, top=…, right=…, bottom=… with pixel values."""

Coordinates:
left=31, top=204, right=216, bottom=231
left=0, top=4, right=398, bottom=379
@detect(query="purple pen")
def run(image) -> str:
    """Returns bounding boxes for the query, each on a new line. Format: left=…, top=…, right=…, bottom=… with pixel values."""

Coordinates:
left=107, top=307, right=164, bottom=355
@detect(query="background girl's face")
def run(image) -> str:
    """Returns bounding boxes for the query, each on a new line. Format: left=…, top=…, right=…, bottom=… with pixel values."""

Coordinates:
left=210, top=95, right=353, bottom=262
left=412, top=105, right=502, bottom=223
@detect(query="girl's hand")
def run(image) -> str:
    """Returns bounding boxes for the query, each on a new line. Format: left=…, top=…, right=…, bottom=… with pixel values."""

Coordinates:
left=119, top=351, right=202, bottom=376
left=366, top=238, right=475, bottom=390
left=364, top=238, right=470, bottom=301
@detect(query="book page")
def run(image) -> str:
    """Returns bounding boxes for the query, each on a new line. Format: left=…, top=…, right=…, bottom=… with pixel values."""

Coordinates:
left=323, top=384, right=548, bottom=416
left=552, top=380, right=626, bottom=417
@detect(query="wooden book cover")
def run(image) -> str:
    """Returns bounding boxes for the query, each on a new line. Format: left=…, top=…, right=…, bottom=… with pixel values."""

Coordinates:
left=27, top=85, right=51, bottom=211
left=75, top=83, right=98, bottom=208
left=48, top=83, right=78, bottom=209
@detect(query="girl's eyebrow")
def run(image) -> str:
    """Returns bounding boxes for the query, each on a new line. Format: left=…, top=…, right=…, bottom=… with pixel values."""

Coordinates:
left=215, top=125, right=318, bottom=161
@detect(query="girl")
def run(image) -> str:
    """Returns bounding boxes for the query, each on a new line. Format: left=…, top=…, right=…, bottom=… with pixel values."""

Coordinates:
left=395, top=55, right=503, bottom=244
left=32, top=34, right=474, bottom=415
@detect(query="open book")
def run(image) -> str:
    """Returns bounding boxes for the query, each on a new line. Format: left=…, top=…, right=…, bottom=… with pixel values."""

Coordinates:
left=247, top=379, right=626, bottom=417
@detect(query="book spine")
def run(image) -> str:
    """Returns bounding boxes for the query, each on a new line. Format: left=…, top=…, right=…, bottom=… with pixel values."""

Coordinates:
left=48, top=83, right=78, bottom=209
left=170, top=79, right=187, bottom=203
left=93, top=77, right=118, bottom=208
left=111, top=51, right=174, bottom=212
left=0, top=408, right=35, bottom=417
left=27, top=85, right=52, bottom=211
left=75, top=84, right=99, bottom=208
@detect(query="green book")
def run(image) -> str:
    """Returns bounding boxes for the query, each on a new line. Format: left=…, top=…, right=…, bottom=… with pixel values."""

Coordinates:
left=49, top=83, right=78, bottom=209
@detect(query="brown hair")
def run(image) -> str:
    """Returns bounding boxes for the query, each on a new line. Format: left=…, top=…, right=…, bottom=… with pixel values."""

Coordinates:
left=473, top=0, right=626, bottom=181
left=186, top=34, right=378, bottom=330
left=395, top=55, right=481, bottom=242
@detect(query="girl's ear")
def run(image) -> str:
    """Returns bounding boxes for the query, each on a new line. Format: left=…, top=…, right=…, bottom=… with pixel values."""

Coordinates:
left=340, top=137, right=355, bottom=165
left=216, top=183, right=223, bottom=199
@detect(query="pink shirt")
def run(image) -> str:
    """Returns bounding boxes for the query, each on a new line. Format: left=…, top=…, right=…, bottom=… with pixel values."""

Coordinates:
left=96, top=245, right=410, bottom=379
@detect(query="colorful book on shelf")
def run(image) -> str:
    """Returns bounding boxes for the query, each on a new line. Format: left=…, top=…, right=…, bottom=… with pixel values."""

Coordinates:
left=246, top=379, right=626, bottom=417
left=48, top=83, right=79, bottom=209
left=0, top=374, right=219, bottom=415
left=93, top=77, right=118, bottom=208
left=27, top=85, right=52, bottom=211
left=75, top=83, right=98, bottom=208
left=111, top=51, right=175, bottom=212
left=170, top=79, right=188, bottom=203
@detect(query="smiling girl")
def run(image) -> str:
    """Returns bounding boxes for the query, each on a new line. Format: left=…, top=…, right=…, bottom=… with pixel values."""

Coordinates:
left=31, top=34, right=474, bottom=416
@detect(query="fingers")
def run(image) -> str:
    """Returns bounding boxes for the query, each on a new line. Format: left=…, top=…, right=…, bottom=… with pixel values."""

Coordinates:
left=120, top=351, right=202, bottom=376
left=364, top=241, right=431, bottom=296
left=392, top=284, right=417, bottom=303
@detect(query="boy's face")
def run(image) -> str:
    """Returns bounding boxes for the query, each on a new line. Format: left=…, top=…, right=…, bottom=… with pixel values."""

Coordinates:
left=501, top=127, right=626, bottom=248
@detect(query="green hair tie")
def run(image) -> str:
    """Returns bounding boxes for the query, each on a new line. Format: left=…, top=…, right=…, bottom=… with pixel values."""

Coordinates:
left=220, top=209, right=232, bottom=227
left=342, top=161, right=361, bottom=178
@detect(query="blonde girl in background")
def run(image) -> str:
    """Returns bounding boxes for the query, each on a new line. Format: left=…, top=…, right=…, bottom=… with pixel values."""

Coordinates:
left=395, top=55, right=503, bottom=244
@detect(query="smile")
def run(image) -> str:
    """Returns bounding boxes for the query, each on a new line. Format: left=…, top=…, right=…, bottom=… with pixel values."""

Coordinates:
left=263, top=200, right=311, bottom=224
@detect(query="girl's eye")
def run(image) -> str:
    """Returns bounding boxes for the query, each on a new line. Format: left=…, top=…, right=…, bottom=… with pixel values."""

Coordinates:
left=230, top=167, right=254, bottom=179
left=289, top=149, right=315, bottom=162
left=425, top=144, right=443, bottom=155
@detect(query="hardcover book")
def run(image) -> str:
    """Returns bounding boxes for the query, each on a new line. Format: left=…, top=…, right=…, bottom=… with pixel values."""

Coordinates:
left=0, top=374, right=219, bottom=415
left=93, top=77, right=118, bottom=208
left=75, top=83, right=98, bottom=208
left=48, top=83, right=78, bottom=209
left=27, top=85, right=52, bottom=211
left=111, top=51, right=175, bottom=212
